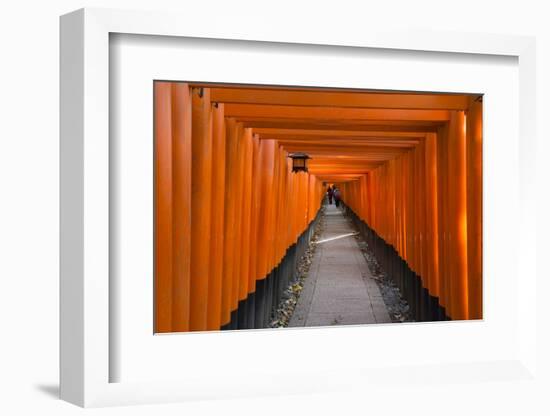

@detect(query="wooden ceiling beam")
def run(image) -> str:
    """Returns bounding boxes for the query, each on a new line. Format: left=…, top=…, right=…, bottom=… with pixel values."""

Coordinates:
left=210, top=88, right=469, bottom=110
left=314, top=175, right=363, bottom=182
left=310, top=164, right=376, bottom=168
left=261, top=134, right=421, bottom=142
left=315, top=174, right=363, bottom=178
left=241, top=120, right=441, bottom=132
left=225, top=104, right=451, bottom=121
left=284, top=152, right=403, bottom=160
left=253, top=128, right=425, bottom=138
left=280, top=143, right=407, bottom=153
left=240, top=118, right=442, bottom=127
left=282, top=151, right=403, bottom=158
left=275, top=139, right=418, bottom=148
left=308, top=158, right=384, bottom=164
left=309, top=169, right=374, bottom=174
left=260, top=133, right=421, bottom=141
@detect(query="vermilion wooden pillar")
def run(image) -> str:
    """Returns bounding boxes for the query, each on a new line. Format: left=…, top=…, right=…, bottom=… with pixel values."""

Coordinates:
left=221, top=118, right=238, bottom=326
left=447, top=111, right=469, bottom=320
left=277, top=148, right=288, bottom=258
left=267, top=144, right=280, bottom=272
left=425, top=132, right=440, bottom=299
left=467, top=97, right=483, bottom=319
left=286, top=157, right=297, bottom=252
left=418, top=140, right=431, bottom=289
left=231, top=122, right=245, bottom=312
left=190, top=87, right=213, bottom=331
left=437, top=124, right=449, bottom=316
left=238, top=128, right=254, bottom=302
left=171, top=83, right=192, bottom=332
left=207, top=102, right=226, bottom=330
left=154, top=82, right=192, bottom=333
left=248, top=134, right=261, bottom=292
left=257, top=139, right=275, bottom=279
left=154, top=82, right=174, bottom=333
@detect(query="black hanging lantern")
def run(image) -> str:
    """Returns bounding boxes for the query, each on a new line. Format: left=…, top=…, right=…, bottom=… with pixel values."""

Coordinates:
left=289, top=152, right=310, bottom=173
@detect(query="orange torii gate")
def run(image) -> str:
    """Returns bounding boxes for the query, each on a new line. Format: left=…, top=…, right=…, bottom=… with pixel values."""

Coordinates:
left=154, top=82, right=482, bottom=332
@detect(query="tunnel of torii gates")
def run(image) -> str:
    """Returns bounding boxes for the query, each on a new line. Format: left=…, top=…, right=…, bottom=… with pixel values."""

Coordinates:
left=154, top=82, right=482, bottom=333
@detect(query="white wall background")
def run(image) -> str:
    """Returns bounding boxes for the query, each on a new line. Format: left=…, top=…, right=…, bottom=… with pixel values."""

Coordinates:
left=1, top=0, right=549, bottom=414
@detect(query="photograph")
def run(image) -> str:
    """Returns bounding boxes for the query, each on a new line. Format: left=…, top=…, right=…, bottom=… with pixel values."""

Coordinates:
left=1, top=0, right=545, bottom=412
left=154, top=82, right=483, bottom=333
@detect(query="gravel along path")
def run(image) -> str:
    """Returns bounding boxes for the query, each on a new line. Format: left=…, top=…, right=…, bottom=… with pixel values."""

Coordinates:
left=269, top=207, right=325, bottom=328
left=353, top=232, right=414, bottom=323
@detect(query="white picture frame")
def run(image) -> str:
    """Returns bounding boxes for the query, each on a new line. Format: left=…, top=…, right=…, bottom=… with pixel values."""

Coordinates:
left=60, top=7, right=538, bottom=408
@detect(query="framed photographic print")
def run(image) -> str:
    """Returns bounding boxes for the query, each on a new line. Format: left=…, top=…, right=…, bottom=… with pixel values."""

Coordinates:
left=60, top=7, right=537, bottom=407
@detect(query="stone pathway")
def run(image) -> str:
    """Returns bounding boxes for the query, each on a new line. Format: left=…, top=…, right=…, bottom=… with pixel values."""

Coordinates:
left=289, top=203, right=391, bottom=327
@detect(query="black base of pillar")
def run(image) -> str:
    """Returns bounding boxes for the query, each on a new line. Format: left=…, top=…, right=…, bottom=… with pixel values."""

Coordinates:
left=219, top=209, right=322, bottom=330
left=342, top=202, right=451, bottom=323
left=229, top=310, right=238, bottom=330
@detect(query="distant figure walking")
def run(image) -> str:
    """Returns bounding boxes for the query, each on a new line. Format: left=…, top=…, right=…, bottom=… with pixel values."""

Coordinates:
left=327, top=185, right=334, bottom=204
left=333, top=187, right=341, bottom=207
